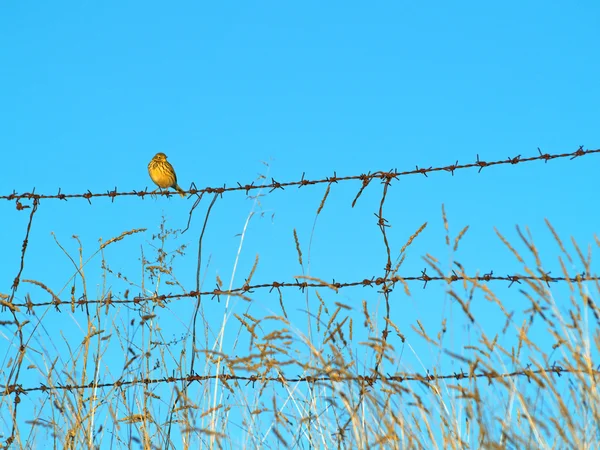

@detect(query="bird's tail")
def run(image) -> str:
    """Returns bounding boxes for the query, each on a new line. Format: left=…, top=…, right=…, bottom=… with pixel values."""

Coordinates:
left=175, top=185, right=186, bottom=198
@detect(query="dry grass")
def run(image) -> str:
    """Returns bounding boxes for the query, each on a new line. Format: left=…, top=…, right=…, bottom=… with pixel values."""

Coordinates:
left=1, top=192, right=599, bottom=450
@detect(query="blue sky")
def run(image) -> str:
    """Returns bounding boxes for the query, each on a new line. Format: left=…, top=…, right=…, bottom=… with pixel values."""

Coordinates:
left=1, top=1, right=599, bottom=447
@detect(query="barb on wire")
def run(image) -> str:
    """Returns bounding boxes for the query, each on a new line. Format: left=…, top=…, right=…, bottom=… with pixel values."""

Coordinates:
left=2, top=146, right=596, bottom=202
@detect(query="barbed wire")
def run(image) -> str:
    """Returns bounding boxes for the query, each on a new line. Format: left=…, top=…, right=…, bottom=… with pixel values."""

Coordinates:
left=1, top=146, right=595, bottom=203
left=4, top=270, right=598, bottom=311
left=3, top=146, right=598, bottom=448
left=2, top=365, right=594, bottom=397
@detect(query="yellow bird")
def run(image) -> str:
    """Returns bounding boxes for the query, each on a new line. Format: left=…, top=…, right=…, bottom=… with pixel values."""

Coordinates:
left=148, top=152, right=186, bottom=197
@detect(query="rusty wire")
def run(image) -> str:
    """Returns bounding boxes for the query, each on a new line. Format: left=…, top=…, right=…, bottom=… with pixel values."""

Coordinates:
left=4, top=270, right=598, bottom=311
left=2, top=145, right=598, bottom=447
left=1, top=146, right=595, bottom=203
left=1, top=365, right=592, bottom=398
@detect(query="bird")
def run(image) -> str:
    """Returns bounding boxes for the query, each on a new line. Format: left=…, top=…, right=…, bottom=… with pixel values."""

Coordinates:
left=147, top=152, right=186, bottom=197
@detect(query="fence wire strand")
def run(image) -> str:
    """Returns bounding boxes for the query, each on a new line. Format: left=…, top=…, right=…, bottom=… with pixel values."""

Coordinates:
left=1, top=146, right=595, bottom=203
left=3, top=271, right=598, bottom=311
left=2, top=365, right=592, bottom=397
